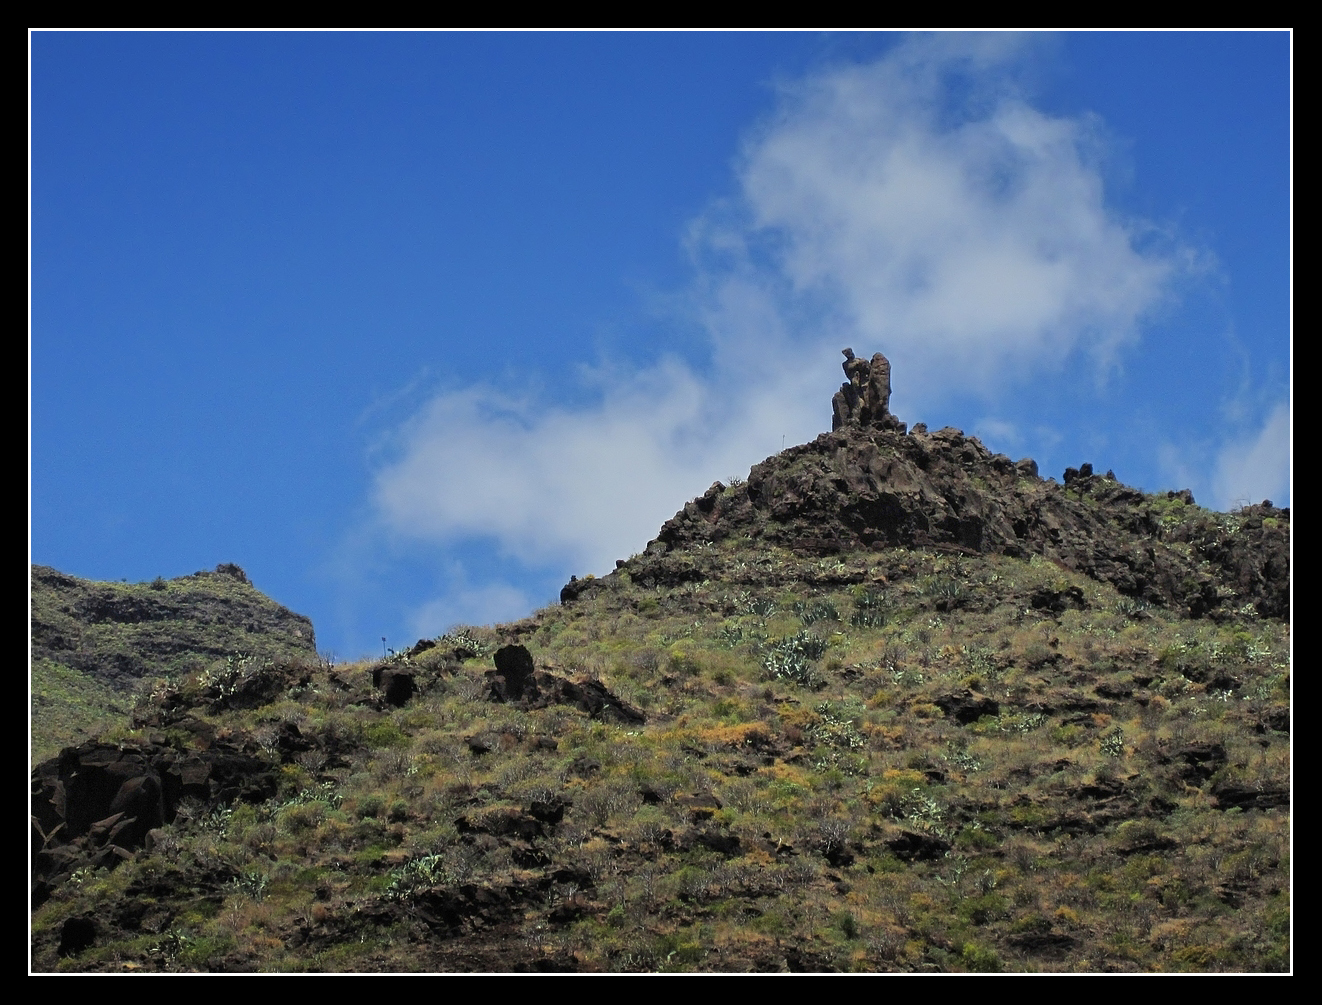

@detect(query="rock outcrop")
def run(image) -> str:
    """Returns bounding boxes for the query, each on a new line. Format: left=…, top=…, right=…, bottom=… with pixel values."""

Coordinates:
left=485, top=645, right=645, bottom=724
left=565, top=350, right=1290, bottom=622
left=31, top=563, right=318, bottom=689
left=31, top=736, right=280, bottom=905
left=832, top=348, right=905, bottom=432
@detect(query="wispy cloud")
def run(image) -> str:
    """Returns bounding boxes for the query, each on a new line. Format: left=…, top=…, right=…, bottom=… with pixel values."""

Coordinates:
left=408, top=580, right=534, bottom=638
left=371, top=35, right=1184, bottom=577
left=1211, top=401, right=1291, bottom=510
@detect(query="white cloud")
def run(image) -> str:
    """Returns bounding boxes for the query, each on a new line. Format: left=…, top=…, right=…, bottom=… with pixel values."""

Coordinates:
left=371, top=35, right=1181, bottom=575
left=408, top=582, right=534, bottom=638
left=733, top=38, right=1172, bottom=407
left=373, top=356, right=827, bottom=574
left=1211, top=401, right=1291, bottom=510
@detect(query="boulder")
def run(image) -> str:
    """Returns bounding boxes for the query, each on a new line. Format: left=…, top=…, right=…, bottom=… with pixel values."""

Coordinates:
left=31, top=738, right=279, bottom=897
left=489, top=645, right=538, bottom=701
left=373, top=667, right=417, bottom=707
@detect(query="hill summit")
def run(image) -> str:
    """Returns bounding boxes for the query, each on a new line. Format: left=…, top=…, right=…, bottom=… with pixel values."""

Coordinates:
left=31, top=563, right=317, bottom=761
left=567, top=348, right=1288, bottom=624
left=32, top=351, right=1290, bottom=973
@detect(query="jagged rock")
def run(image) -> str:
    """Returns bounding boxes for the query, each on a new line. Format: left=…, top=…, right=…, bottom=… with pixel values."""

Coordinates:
left=832, top=348, right=905, bottom=432
left=1167, top=742, right=1227, bottom=784
left=456, top=806, right=551, bottom=841
left=208, top=659, right=313, bottom=712
left=529, top=799, right=568, bottom=824
left=1094, top=680, right=1134, bottom=700
left=408, top=638, right=437, bottom=657
left=272, top=720, right=315, bottom=760
left=411, top=882, right=541, bottom=936
left=31, top=738, right=279, bottom=896
left=821, top=838, right=855, bottom=867
left=677, top=793, right=722, bottom=822
left=536, top=675, right=645, bottom=724
left=484, top=646, right=645, bottom=723
left=1259, top=707, right=1289, bottom=733
left=1030, top=585, right=1087, bottom=614
left=1211, top=781, right=1289, bottom=811
left=560, top=575, right=594, bottom=605
left=683, top=826, right=742, bottom=856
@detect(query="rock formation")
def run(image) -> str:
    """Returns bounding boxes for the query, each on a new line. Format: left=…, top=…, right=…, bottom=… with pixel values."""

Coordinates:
left=832, top=348, right=905, bottom=432
left=566, top=349, right=1290, bottom=622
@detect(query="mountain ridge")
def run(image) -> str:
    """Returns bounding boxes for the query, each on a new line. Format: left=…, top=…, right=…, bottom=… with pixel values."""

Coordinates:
left=30, top=351, right=1291, bottom=973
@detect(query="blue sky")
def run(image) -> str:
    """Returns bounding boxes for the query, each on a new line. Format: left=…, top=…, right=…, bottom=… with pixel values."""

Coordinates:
left=30, top=31, right=1291, bottom=659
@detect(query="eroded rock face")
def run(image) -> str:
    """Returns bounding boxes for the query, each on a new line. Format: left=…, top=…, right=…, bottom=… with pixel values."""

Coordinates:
left=31, top=738, right=279, bottom=904
left=372, top=665, right=417, bottom=707
left=31, top=563, right=318, bottom=689
left=934, top=690, right=1001, bottom=725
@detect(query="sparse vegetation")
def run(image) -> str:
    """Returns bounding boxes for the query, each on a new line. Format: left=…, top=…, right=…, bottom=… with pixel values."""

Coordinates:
left=31, top=407, right=1290, bottom=973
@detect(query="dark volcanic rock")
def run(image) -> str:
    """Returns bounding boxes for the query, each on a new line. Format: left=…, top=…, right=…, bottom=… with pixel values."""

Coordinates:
left=373, top=666, right=417, bottom=707
left=408, top=638, right=437, bottom=657
left=31, top=738, right=279, bottom=897
left=934, top=689, right=1000, bottom=725
left=58, top=917, right=97, bottom=957
left=484, top=647, right=645, bottom=723
left=685, top=826, right=742, bottom=856
left=489, top=645, right=538, bottom=701
left=887, top=830, right=951, bottom=862
left=1009, top=931, right=1076, bottom=958
left=584, top=425, right=1284, bottom=629
left=536, top=675, right=646, bottom=724
left=1260, top=707, right=1290, bottom=733
left=1211, top=781, right=1290, bottom=811
left=1030, top=585, right=1087, bottom=614
left=1168, top=743, right=1228, bottom=784
left=832, top=348, right=905, bottom=432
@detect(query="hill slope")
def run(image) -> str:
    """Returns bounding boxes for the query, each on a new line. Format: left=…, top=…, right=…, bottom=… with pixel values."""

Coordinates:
left=31, top=353, right=1290, bottom=973
left=30, top=563, right=316, bottom=760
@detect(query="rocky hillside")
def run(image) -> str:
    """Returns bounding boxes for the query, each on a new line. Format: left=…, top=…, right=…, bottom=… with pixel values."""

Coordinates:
left=570, top=350, right=1288, bottom=623
left=32, top=563, right=317, bottom=688
left=30, top=564, right=317, bottom=760
left=31, top=352, right=1290, bottom=973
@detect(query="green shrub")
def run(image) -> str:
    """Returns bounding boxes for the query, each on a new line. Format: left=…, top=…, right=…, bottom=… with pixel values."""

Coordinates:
left=834, top=910, right=860, bottom=939
left=961, top=942, right=1003, bottom=972
left=364, top=721, right=408, bottom=748
left=795, top=599, right=840, bottom=625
